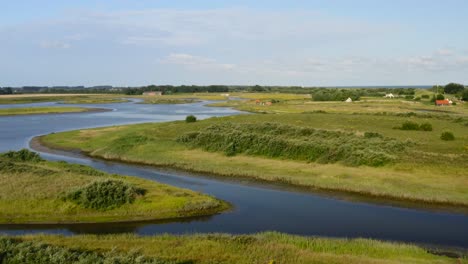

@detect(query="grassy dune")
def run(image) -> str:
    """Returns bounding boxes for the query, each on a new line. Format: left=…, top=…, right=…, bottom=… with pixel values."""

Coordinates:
left=0, top=106, right=103, bottom=116
left=5, top=232, right=464, bottom=264
left=0, top=150, right=227, bottom=223
left=40, top=108, right=468, bottom=209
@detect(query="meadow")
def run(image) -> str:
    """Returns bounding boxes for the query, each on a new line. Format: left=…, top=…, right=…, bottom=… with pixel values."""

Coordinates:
left=0, top=149, right=227, bottom=223
left=0, top=106, right=103, bottom=116
left=40, top=98, right=468, bottom=210
left=1, top=232, right=464, bottom=264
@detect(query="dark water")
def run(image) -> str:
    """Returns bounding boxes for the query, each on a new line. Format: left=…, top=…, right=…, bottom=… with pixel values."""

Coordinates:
left=0, top=100, right=467, bottom=248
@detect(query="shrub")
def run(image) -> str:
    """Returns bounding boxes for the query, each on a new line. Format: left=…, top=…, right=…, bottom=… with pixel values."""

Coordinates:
left=436, top=94, right=445, bottom=100
left=0, top=149, right=43, bottom=162
left=178, top=122, right=409, bottom=167
left=66, top=180, right=146, bottom=210
left=413, top=97, right=421, bottom=101
left=421, top=94, right=430, bottom=99
left=0, top=236, right=171, bottom=264
left=404, top=95, right=414, bottom=100
left=400, top=121, right=420, bottom=130
left=440, top=131, right=455, bottom=141
left=419, top=123, right=433, bottom=131
left=185, top=115, right=197, bottom=123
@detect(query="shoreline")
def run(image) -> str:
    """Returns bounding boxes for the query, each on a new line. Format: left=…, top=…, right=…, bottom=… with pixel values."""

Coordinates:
left=30, top=135, right=468, bottom=215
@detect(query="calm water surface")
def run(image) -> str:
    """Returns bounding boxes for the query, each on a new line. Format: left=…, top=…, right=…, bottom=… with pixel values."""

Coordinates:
left=0, top=100, right=467, bottom=248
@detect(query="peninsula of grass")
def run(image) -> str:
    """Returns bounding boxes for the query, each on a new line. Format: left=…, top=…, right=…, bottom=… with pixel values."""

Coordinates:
left=39, top=105, right=468, bottom=210
left=2, top=232, right=465, bottom=264
left=0, top=106, right=106, bottom=116
left=0, top=149, right=227, bottom=224
left=0, top=94, right=127, bottom=104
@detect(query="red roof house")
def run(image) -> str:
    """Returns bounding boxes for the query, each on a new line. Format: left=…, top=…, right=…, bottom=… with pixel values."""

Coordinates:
left=435, top=99, right=450, bottom=106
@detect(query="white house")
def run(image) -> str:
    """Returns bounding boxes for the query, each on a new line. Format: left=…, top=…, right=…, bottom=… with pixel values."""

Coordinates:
left=384, top=93, right=395, bottom=98
left=345, top=97, right=353, bottom=103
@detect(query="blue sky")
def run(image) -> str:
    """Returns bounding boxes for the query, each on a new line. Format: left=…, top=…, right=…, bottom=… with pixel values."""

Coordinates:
left=1, top=0, right=468, bottom=86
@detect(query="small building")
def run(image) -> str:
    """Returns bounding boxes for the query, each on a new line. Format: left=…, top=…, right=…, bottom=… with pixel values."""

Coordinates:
left=143, top=91, right=162, bottom=96
left=345, top=97, right=353, bottom=103
left=220, top=93, right=230, bottom=97
left=435, top=99, right=450, bottom=106
left=384, top=93, right=395, bottom=98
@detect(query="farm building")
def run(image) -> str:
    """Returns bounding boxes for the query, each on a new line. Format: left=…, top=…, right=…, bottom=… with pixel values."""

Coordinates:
left=143, top=91, right=162, bottom=96
left=435, top=99, right=451, bottom=106
left=345, top=97, right=353, bottom=103
left=384, top=93, right=395, bottom=98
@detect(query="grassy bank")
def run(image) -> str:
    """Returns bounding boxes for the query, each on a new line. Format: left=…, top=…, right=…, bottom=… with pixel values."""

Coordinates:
left=40, top=108, right=468, bottom=210
left=0, top=149, right=227, bottom=223
left=1, top=232, right=464, bottom=263
left=0, top=106, right=104, bottom=116
left=0, top=94, right=127, bottom=104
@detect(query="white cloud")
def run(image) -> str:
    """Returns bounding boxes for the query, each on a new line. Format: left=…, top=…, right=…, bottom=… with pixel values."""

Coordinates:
left=39, top=40, right=71, bottom=49
left=160, top=53, right=236, bottom=70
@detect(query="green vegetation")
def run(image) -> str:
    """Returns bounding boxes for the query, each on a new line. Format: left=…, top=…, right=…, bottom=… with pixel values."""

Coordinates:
left=65, top=180, right=146, bottom=210
left=0, top=94, right=127, bottom=105
left=0, top=236, right=171, bottom=264
left=2, top=232, right=462, bottom=264
left=395, top=121, right=433, bottom=131
left=441, top=131, right=455, bottom=141
left=0, top=149, right=227, bottom=223
left=0, top=106, right=101, bottom=116
left=41, top=106, right=468, bottom=209
left=178, top=122, right=409, bottom=166
left=185, top=115, right=197, bottom=123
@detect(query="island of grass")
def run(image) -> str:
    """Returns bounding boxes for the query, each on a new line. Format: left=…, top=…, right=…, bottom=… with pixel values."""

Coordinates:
left=0, top=94, right=128, bottom=105
left=1, top=232, right=465, bottom=264
left=0, top=106, right=108, bottom=116
left=0, top=149, right=227, bottom=223
left=39, top=101, right=468, bottom=211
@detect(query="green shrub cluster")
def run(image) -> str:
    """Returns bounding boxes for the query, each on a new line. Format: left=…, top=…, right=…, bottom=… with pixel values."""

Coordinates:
left=311, top=89, right=361, bottom=101
left=109, top=133, right=150, bottom=154
left=0, top=236, right=173, bottom=264
left=178, top=122, right=410, bottom=167
left=440, top=131, right=455, bottom=141
left=185, top=115, right=197, bottom=123
left=66, top=180, right=146, bottom=210
left=0, top=149, right=43, bottom=162
left=395, top=121, right=432, bottom=131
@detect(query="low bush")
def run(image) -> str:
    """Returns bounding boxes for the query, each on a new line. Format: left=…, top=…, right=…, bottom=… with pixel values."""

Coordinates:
left=395, top=121, right=433, bottom=131
left=421, top=94, right=430, bottom=99
left=400, top=121, right=420, bottom=130
left=185, top=115, right=197, bottom=123
left=440, top=131, right=455, bottom=141
left=0, top=236, right=171, bottom=264
left=0, top=149, right=43, bottom=162
left=178, top=122, right=410, bottom=167
left=419, top=122, right=433, bottom=131
left=66, top=180, right=146, bottom=210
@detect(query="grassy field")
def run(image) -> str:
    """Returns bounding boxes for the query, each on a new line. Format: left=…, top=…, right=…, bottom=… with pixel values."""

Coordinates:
left=3, top=232, right=463, bottom=264
left=0, top=150, right=227, bottom=223
left=0, top=94, right=127, bottom=104
left=0, top=106, right=103, bottom=116
left=40, top=101, right=468, bottom=210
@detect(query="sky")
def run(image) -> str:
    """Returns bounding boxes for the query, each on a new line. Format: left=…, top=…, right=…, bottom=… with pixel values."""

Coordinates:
left=1, top=0, right=468, bottom=87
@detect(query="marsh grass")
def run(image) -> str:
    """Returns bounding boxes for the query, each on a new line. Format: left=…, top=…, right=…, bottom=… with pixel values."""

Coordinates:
left=0, top=106, right=95, bottom=116
left=177, top=122, right=409, bottom=166
left=13, top=232, right=468, bottom=264
left=41, top=106, right=468, bottom=208
left=0, top=150, right=227, bottom=223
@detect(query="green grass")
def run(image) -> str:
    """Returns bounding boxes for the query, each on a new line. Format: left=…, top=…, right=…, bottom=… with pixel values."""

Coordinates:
left=40, top=106, right=468, bottom=209
left=9, top=232, right=465, bottom=264
left=0, top=106, right=101, bottom=116
left=0, top=94, right=127, bottom=104
left=0, top=150, right=227, bottom=223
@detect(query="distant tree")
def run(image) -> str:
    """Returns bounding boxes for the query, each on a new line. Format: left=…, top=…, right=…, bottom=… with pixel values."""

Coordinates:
left=461, top=89, right=468, bottom=101
left=436, top=94, right=445, bottom=100
left=444, top=83, right=464, bottom=94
